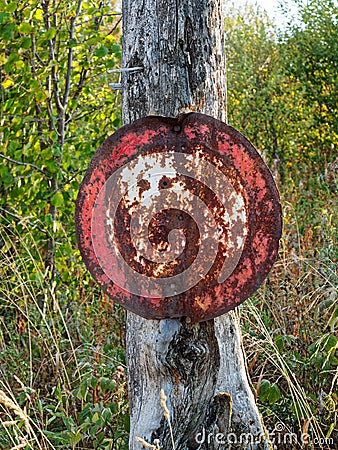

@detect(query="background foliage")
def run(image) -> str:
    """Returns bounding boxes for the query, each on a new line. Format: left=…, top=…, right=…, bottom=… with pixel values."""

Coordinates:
left=0, top=0, right=337, bottom=448
left=225, top=1, right=337, bottom=447
left=1, top=1, right=128, bottom=449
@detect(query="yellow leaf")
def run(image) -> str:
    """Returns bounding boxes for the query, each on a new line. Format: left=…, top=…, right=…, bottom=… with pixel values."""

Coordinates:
left=0, top=54, right=7, bottom=65
left=34, top=9, right=44, bottom=20
left=2, top=79, right=14, bottom=89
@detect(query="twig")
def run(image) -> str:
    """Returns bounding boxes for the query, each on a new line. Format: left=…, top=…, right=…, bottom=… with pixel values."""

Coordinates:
left=42, top=2, right=64, bottom=114
left=72, top=66, right=88, bottom=103
left=0, top=153, right=47, bottom=176
left=63, top=0, right=83, bottom=109
left=49, top=169, right=86, bottom=196
left=106, top=16, right=122, bottom=36
left=66, top=104, right=109, bottom=124
left=30, top=34, right=59, bottom=142
left=0, top=207, right=47, bottom=234
left=74, top=12, right=122, bottom=28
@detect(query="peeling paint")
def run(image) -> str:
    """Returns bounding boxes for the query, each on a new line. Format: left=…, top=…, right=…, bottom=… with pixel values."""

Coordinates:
left=75, top=113, right=282, bottom=322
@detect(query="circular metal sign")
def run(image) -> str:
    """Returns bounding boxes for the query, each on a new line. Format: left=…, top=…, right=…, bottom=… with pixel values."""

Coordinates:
left=75, top=113, right=282, bottom=322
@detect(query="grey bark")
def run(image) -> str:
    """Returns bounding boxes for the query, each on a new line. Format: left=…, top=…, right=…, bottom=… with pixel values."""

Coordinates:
left=122, top=1, right=270, bottom=449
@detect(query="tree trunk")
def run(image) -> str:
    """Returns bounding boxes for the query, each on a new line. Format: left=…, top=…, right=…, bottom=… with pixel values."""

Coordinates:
left=122, top=1, right=270, bottom=449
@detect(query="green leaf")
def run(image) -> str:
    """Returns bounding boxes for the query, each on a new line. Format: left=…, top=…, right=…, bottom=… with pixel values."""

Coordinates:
left=325, top=334, right=337, bottom=352
left=267, top=383, right=281, bottom=405
left=124, top=414, right=130, bottom=432
left=51, top=192, right=64, bottom=207
left=76, top=381, right=88, bottom=400
left=52, top=145, right=62, bottom=157
left=45, top=213, right=53, bottom=226
left=45, top=161, right=58, bottom=173
left=45, top=28, right=57, bottom=40
left=0, top=12, right=9, bottom=24
left=1, top=23, right=16, bottom=41
left=328, top=306, right=338, bottom=332
left=102, top=408, right=112, bottom=422
left=89, top=424, right=100, bottom=437
left=35, top=89, right=46, bottom=102
left=92, top=412, right=100, bottom=423
left=6, top=52, right=19, bottom=66
left=258, top=379, right=270, bottom=402
left=274, top=334, right=285, bottom=352
left=95, top=45, right=108, bottom=58
left=111, top=43, right=121, bottom=53
left=21, top=36, right=32, bottom=49
left=3, top=171, right=14, bottom=184
left=100, top=377, right=110, bottom=393
left=18, top=23, right=33, bottom=34
left=89, top=375, right=98, bottom=390
left=68, top=38, right=77, bottom=47
left=69, top=431, right=82, bottom=445
left=7, top=3, right=17, bottom=13
left=49, top=131, right=58, bottom=142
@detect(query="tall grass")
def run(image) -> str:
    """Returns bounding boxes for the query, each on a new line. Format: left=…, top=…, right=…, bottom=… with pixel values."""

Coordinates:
left=240, top=174, right=338, bottom=449
left=0, top=215, right=129, bottom=449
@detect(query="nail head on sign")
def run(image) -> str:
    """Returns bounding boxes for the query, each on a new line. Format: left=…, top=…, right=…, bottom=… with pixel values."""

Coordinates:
left=75, top=113, right=282, bottom=322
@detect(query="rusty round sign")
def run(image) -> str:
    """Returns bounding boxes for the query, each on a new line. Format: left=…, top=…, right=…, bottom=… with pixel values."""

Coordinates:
left=75, top=113, right=282, bottom=322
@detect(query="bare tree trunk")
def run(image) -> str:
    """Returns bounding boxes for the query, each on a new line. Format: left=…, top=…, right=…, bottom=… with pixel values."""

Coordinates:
left=122, top=1, right=270, bottom=449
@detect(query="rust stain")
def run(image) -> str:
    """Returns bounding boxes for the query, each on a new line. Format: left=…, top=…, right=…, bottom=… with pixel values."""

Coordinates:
left=75, top=113, right=282, bottom=322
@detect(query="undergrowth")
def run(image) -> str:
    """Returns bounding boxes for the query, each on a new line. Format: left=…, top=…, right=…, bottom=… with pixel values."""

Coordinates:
left=0, top=220, right=129, bottom=450
left=241, top=169, right=338, bottom=449
left=0, top=139, right=337, bottom=450
left=1, top=166, right=336, bottom=449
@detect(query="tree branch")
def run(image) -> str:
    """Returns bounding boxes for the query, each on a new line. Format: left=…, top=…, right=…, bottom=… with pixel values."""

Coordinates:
left=71, top=66, right=88, bottom=103
left=63, top=0, right=83, bottom=110
left=106, top=16, right=122, bottom=36
left=48, top=169, right=86, bottom=196
left=65, top=103, right=109, bottom=126
left=0, top=153, right=48, bottom=176
left=0, top=207, right=47, bottom=234
left=42, top=0, right=64, bottom=114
